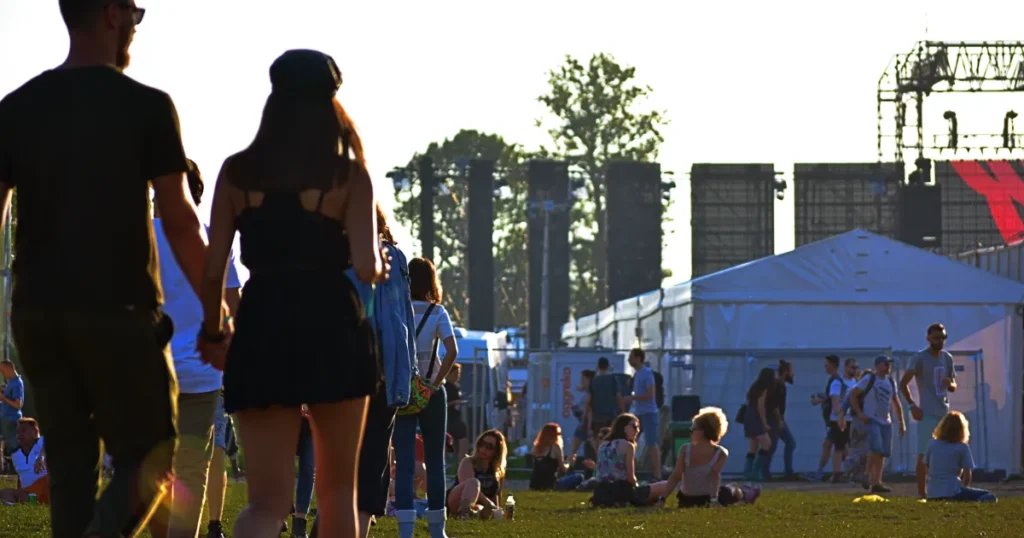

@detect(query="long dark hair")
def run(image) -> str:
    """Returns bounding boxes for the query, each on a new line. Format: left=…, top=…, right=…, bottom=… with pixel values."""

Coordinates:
left=747, top=367, right=776, bottom=401
left=228, top=95, right=365, bottom=191
left=604, top=413, right=640, bottom=445
left=376, top=203, right=396, bottom=244
left=409, top=257, right=442, bottom=303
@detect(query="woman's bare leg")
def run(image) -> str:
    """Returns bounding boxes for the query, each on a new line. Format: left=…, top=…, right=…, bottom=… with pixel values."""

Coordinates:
left=232, top=408, right=303, bottom=538
left=308, top=397, right=370, bottom=538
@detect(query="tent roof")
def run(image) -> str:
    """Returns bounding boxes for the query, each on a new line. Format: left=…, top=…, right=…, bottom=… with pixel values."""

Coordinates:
left=669, top=229, right=1024, bottom=304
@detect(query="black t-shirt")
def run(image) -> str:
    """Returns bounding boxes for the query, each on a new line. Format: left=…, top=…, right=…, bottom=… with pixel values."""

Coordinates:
left=765, top=379, right=788, bottom=418
left=0, top=66, right=189, bottom=308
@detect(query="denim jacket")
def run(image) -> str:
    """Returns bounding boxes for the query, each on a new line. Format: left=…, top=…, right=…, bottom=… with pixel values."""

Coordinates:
left=373, top=243, right=417, bottom=407
left=344, top=243, right=416, bottom=406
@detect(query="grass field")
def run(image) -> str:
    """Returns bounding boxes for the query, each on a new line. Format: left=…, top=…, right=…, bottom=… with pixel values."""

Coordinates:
left=1, top=478, right=1022, bottom=537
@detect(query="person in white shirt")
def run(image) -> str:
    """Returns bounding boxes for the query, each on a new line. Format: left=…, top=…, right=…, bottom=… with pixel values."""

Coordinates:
left=848, top=355, right=906, bottom=494
left=393, top=257, right=458, bottom=538
left=151, top=161, right=241, bottom=538
left=0, top=418, right=47, bottom=505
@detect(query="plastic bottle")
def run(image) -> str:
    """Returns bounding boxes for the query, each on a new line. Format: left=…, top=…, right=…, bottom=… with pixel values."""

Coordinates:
left=504, top=494, right=515, bottom=520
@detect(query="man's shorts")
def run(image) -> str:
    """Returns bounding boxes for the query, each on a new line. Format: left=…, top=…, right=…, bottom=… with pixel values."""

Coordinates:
left=213, top=394, right=229, bottom=450
left=638, top=412, right=659, bottom=448
left=866, top=420, right=893, bottom=458
left=825, top=421, right=849, bottom=451
left=916, top=415, right=942, bottom=455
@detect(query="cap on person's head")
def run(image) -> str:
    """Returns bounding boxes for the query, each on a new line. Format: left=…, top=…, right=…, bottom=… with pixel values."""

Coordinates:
left=270, top=49, right=343, bottom=100
left=874, top=355, right=894, bottom=367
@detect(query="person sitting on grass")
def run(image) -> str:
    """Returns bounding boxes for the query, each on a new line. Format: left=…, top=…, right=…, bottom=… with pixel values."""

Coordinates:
left=446, top=429, right=507, bottom=519
left=660, top=407, right=761, bottom=508
left=590, top=413, right=670, bottom=508
left=530, top=423, right=570, bottom=491
left=925, top=410, right=996, bottom=502
left=0, top=418, right=47, bottom=505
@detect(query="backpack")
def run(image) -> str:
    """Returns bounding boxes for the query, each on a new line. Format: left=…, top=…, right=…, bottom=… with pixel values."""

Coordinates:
left=841, top=374, right=896, bottom=415
left=653, top=370, right=665, bottom=410
left=821, top=376, right=845, bottom=422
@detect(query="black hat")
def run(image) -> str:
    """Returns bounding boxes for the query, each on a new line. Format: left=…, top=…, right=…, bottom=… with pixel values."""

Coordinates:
left=269, top=49, right=342, bottom=99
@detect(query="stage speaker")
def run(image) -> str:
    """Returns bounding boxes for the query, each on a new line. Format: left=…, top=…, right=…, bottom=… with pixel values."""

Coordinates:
left=605, top=161, right=663, bottom=303
left=527, top=160, right=571, bottom=349
left=898, top=183, right=942, bottom=248
left=467, top=160, right=495, bottom=331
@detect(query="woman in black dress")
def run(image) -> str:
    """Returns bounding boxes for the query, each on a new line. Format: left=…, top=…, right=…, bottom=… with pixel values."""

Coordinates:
left=199, top=49, right=384, bottom=538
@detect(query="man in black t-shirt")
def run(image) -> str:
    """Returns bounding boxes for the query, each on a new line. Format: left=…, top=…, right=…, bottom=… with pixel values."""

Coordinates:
left=0, top=3, right=226, bottom=537
left=765, top=360, right=797, bottom=480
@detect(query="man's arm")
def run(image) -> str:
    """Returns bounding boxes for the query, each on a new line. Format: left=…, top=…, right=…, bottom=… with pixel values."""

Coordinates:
left=154, top=173, right=207, bottom=295
left=892, top=393, right=906, bottom=434
left=633, top=372, right=655, bottom=402
left=0, top=394, right=22, bottom=410
left=946, top=356, right=958, bottom=393
left=849, top=387, right=866, bottom=418
left=899, top=369, right=917, bottom=407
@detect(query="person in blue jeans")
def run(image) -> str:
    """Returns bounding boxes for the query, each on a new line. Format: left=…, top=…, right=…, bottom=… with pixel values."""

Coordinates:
left=849, top=355, right=906, bottom=494
left=621, top=349, right=661, bottom=480
left=766, top=360, right=797, bottom=479
left=291, top=411, right=316, bottom=537
left=0, top=360, right=25, bottom=465
left=925, top=410, right=996, bottom=502
left=394, top=258, right=459, bottom=538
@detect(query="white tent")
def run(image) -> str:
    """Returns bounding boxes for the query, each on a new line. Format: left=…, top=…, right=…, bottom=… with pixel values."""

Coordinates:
left=570, top=229, right=1024, bottom=475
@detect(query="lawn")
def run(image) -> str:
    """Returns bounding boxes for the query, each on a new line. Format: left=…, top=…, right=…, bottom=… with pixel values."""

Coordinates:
left=1, top=480, right=1021, bottom=538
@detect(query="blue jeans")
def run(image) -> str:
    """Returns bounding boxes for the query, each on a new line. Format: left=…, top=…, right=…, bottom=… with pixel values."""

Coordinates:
left=637, top=412, right=659, bottom=448
left=945, top=486, right=997, bottom=502
left=767, top=417, right=796, bottom=476
left=394, top=389, right=447, bottom=511
left=866, top=420, right=893, bottom=458
left=295, top=418, right=315, bottom=514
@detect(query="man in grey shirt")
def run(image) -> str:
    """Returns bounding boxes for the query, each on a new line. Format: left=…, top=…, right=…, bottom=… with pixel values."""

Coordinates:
left=899, top=323, right=957, bottom=499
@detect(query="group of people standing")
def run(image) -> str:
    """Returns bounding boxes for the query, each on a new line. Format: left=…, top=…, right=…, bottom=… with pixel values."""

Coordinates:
left=740, top=322, right=996, bottom=502
left=0, top=2, right=494, bottom=537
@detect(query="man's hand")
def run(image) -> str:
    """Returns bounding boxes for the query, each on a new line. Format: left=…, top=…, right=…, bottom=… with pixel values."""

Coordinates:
left=34, top=457, right=45, bottom=474
left=858, top=412, right=870, bottom=424
left=898, top=422, right=907, bottom=438
left=198, top=337, right=231, bottom=371
left=910, top=404, right=923, bottom=422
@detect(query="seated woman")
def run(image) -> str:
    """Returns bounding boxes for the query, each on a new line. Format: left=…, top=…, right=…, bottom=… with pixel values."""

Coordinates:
left=590, top=414, right=670, bottom=508
left=530, top=423, right=569, bottom=490
left=447, top=429, right=508, bottom=519
left=661, top=407, right=760, bottom=508
left=925, top=410, right=996, bottom=502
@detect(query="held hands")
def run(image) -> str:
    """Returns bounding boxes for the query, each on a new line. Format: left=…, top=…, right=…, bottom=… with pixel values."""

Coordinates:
left=198, top=302, right=234, bottom=371
left=858, top=412, right=871, bottom=424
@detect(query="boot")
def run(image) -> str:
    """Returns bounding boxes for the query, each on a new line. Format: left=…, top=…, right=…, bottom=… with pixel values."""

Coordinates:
left=752, top=450, right=771, bottom=481
left=743, top=453, right=756, bottom=481
left=291, top=515, right=308, bottom=538
left=426, top=508, right=450, bottom=538
left=396, top=509, right=417, bottom=538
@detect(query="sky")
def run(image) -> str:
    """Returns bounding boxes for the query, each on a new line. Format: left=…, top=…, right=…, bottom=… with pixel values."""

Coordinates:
left=3, top=0, right=1024, bottom=285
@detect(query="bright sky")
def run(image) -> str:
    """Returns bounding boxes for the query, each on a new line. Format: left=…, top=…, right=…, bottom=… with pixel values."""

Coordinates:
left=3, top=0, right=1024, bottom=284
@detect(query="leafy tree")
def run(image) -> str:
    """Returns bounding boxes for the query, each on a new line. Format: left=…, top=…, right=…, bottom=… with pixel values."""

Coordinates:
left=537, top=53, right=668, bottom=315
left=391, top=130, right=530, bottom=329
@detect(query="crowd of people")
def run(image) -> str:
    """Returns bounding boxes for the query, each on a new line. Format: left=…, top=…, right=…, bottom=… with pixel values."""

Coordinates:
left=0, top=3, right=1005, bottom=538
left=0, top=1, right=507, bottom=537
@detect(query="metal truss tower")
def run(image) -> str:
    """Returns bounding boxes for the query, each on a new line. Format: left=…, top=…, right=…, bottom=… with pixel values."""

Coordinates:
left=878, top=41, right=1024, bottom=165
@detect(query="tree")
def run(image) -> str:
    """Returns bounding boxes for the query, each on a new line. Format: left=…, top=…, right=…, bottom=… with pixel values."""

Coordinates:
left=537, top=53, right=668, bottom=316
left=391, top=130, right=530, bottom=329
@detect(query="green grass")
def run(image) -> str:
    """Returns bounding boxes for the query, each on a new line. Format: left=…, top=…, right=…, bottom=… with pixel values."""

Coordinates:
left=0, top=483, right=1019, bottom=537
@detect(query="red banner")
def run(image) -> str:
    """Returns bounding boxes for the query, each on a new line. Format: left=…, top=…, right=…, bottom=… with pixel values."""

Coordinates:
left=950, top=160, right=1024, bottom=244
